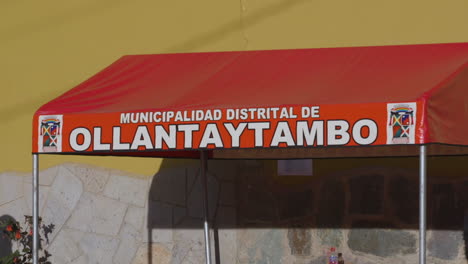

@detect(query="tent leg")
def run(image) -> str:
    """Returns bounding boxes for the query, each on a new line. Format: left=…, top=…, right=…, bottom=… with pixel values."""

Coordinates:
left=419, top=145, right=427, bottom=264
left=33, top=154, right=39, bottom=264
left=200, top=151, right=212, bottom=264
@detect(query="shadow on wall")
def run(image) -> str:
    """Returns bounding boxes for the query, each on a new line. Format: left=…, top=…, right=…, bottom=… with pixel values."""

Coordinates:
left=144, top=156, right=468, bottom=262
left=146, top=157, right=468, bottom=228
left=0, top=215, right=15, bottom=258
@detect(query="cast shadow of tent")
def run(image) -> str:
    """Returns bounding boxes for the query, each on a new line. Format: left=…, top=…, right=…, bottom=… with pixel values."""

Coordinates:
left=146, top=159, right=231, bottom=263
left=146, top=157, right=468, bottom=262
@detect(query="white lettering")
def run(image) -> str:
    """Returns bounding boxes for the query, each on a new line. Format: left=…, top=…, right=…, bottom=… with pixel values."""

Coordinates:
left=113, top=127, right=130, bottom=150
left=227, top=109, right=235, bottom=120
left=130, top=113, right=138, bottom=123
left=248, top=122, right=270, bottom=147
left=301, top=107, right=310, bottom=118
left=311, top=106, right=320, bottom=118
left=296, top=121, right=324, bottom=146
left=120, top=113, right=130, bottom=124
left=224, top=123, right=247, bottom=147
left=178, top=124, right=199, bottom=149
left=70, top=128, right=91, bottom=151
left=327, top=120, right=350, bottom=145
left=155, top=125, right=177, bottom=149
left=93, top=127, right=110, bottom=151
left=140, top=112, right=149, bottom=123
left=213, top=109, right=222, bottom=120
left=271, top=122, right=295, bottom=147
left=199, top=124, right=223, bottom=148
left=131, top=126, right=153, bottom=150
left=279, top=107, right=289, bottom=119
left=352, top=119, right=378, bottom=145
left=175, top=111, right=183, bottom=122
left=289, top=107, right=297, bottom=118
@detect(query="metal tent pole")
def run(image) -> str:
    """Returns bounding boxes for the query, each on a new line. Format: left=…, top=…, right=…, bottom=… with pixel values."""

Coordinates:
left=33, top=154, right=39, bottom=264
left=200, top=151, right=212, bottom=264
left=419, top=145, right=427, bottom=264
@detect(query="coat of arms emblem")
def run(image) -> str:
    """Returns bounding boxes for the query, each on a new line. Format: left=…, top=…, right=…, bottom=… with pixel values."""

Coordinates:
left=38, top=115, right=63, bottom=152
left=387, top=103, right=416, bottom=144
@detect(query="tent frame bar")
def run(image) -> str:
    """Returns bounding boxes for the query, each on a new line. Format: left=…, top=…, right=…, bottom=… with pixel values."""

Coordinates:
left=33, top=154, right=39, bottom=264
left=419, top=145, right=427, bottom=264
left=200, top=151, right=212, bottom=264
left=31, top=146, right=428, bottom=264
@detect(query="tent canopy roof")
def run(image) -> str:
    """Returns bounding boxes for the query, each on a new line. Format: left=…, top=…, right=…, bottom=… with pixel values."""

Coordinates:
left=33, top=43, right=468, bottom=158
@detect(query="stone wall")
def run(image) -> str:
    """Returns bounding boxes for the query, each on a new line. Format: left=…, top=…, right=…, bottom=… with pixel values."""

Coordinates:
left=234, top=160, right=468, bottom=264
left=0, top=158, right=467, bottom=263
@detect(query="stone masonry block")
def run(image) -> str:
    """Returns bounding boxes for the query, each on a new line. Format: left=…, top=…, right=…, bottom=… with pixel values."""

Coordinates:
left=0, top=198, right=29, bottom=225
left=113, top=224, right=141, bottom=264
left=48, top=228, right=84, bottom=264
left=348, top=228, right=416, bottom=257
left=0, top=172, right=24, bottom=206
left=132, top=243, right=171, bottom=264
left=125, top=206, right=145, bottom=230
left=69, top=164, right=110, bottom=194
left=66, top=192, right=127, bottom=236
left=23, top=184, right=50, bottom=215
left=24, top=166, right=58, bottom=186
left=42, top=168, right=83, bottom=243
left=77, top=232, right=120, bottom=264
left=104, top=174, right=148, bottom=207
left=428, top=230, right=462, bottom=260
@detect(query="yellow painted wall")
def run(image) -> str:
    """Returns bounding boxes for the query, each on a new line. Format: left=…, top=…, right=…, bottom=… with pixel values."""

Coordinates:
left=1, top=0, right=468, bottom=176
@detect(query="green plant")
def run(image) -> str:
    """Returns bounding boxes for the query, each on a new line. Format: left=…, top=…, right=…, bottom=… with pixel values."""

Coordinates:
left=0, top=216, right=53, bottom=264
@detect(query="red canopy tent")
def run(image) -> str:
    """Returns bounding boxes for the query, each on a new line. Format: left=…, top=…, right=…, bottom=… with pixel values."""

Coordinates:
left=32, top=42, right=468, bottom=264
